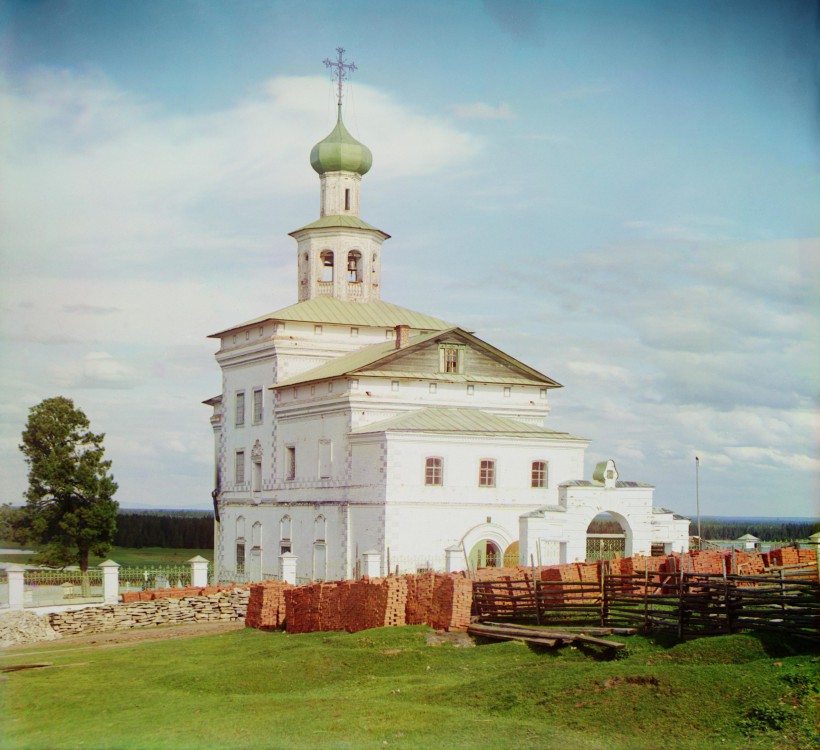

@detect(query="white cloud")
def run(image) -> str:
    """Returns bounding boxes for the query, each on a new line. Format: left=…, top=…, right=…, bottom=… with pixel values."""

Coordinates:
left=0, top=67, right=484, bottom=510
left=450, top=101, right=514, bottom=120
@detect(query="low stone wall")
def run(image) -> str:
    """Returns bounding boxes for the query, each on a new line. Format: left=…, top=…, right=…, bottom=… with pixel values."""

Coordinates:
left=48, top=588, right=249, bottom=636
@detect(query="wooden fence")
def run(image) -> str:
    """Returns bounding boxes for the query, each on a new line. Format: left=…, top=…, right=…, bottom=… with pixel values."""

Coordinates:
left=472, top=567, right=819, bottom=641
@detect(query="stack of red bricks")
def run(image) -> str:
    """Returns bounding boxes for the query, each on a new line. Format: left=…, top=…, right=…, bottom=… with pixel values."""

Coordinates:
left=767, top=547, right=815, bottom=568
left=428, top=573, right=473, bottom=630
left=245, top=579, right=292, bottom=629
left=474, top=565, right=532, bottom=582
left=120, top=584, right=242, bottom=604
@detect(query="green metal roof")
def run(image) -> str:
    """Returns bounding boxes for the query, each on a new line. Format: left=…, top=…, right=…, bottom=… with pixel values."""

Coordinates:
left=310, top=105, right=372, bottom=176
left=289, top=214, right=388, bottom=237
left=274, top=329, right=449, bottom=387
left=272, top=326, right=562, bottom=389
left=209, top=298, right=454, bottom=338
left=355, top=370, right=549, bottom=386
left=351, top=407, right=587, bottom=440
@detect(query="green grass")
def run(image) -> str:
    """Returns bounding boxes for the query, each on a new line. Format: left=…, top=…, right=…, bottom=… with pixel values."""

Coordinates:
left=0, top=546, right=213, bottom=567
left=1, top=627, right=817, bottom=750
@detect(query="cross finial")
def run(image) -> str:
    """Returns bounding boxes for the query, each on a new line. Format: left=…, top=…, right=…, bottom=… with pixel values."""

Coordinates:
left=323, top=47, right=357, bottom=106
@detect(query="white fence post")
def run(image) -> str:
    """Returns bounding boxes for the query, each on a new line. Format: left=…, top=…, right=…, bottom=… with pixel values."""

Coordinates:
left=99, top=560, right=120, bottom=604
left=7, top=565, right=25, bottom=610
left=362, top=550, right=381, bottom=578
left=445, top=545, right=463, bottom=573
left=279, top=552, right=297, bottom=585
left=188, top=556, right=210, bottom=587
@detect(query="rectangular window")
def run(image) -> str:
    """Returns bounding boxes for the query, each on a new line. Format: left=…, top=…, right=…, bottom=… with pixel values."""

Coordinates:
left=235, top=451, right=245, bottom=484
left=425, top=457, right=443, bottom=486
left=236, top=543, right=245, bottom=574
left=350, top=327, right=359, bottom=337
left=252, top=388, right=263, bottom=424
left=540, top=388, right=547, bottom=399
left=286, top=446, right=296, bottom=481
left=467, top=384, right=475, bottom=396
left=235, top=391, right=245, bottom=426
left=531, top=460, right=548, bottom=488
left=503, top=387, right=511, bottom=398
left=344, top=188, right=351, bottom=211
left=439, top=344, right=465, bottom=374
left=252, top=459, right=262, bottom=492
left=479, top=459, right=496, bottom=487
left=319, top=440, right=332, bottom=479
left=391, top=380, right=399, bottom=392
left=314, top=324, right=323, bottom=335
left=429, top=382, right=437, bottom=394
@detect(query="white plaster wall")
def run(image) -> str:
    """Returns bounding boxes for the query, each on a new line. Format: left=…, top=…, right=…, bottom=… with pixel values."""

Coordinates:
left=382, top=433, right=586, bottom=509
left=519, top=484, right=689, bottom=564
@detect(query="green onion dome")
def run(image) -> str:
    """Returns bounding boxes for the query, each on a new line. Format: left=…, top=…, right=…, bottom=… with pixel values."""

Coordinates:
left=310, top=106, right=372, bottom=176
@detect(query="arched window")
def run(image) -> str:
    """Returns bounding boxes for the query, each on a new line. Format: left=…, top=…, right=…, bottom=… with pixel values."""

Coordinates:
left=314, top=514, right=327, bottom=543
left=279, top=515, right=292, bottom=554
left=531, top=460, right=548, bottom=488
left=320, top=250, right=334, bottom=282
left=347, top=251, right=362, bottom=283
left=235, top=515, right=246, bottom=574
left=425, top=457, right=443, bottom=486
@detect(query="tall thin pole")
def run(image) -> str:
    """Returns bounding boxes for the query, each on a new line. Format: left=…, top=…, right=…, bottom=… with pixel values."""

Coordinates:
left=695, top=456, right=701, bottom=547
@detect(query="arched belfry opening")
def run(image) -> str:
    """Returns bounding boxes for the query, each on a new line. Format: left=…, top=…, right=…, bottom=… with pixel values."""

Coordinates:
left=347, top=251, right=361, bottom=283
left=320, top=250, right=334, bottom=282
left=586, top=512, right=629, bottom=561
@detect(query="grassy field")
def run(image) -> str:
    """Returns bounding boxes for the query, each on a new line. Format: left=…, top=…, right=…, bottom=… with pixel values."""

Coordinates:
left=0, top=546, right=213, bottom=567
left=1, top=626, right=817, bottom=750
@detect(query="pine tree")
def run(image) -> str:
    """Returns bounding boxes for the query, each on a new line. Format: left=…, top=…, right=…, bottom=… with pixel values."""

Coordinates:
left=18, top=397, right=118, bottom=572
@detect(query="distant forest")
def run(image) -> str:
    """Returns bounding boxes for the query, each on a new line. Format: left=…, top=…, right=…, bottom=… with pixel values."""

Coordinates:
left=118, top=513, right=817, bottom=548
left=115, top=512, right=213, bottom=549
left=585, top=516, right=817, bottom=541
left=692, top=518, right=817, bottom=542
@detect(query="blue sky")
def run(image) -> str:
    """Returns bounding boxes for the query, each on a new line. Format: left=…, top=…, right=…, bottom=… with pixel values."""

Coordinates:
left=1, top=0, right=817, bottom=518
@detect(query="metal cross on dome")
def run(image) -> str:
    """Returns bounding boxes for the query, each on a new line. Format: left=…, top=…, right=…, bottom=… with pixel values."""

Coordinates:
left=324, top=47, right=357, bottom=105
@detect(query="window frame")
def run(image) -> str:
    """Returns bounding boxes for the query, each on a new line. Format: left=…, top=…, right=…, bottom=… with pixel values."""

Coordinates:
left=235, top=450, right=246, bottom=484
left=478, top=459, right=496, bottom=488
left=424, top=457, right=443, bottom=486
left=531, top=460, right=548, bottom=489
left=235, top=390, right=246, bottom=427
left=252, top=388, right=263, bottom=425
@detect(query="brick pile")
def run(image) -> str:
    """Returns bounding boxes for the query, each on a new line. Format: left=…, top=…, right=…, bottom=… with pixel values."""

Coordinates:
left=254, top=572, right=474, bottom=635
left=48, top=588, right=250, bottom=636
left=245, top=580, right=292, bottom=629
left=767, top=547, right=815, bottom=568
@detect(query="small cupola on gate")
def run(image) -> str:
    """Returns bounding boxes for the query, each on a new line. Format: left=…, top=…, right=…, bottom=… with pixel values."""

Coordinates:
left=593, top=459, right=619, bottom=489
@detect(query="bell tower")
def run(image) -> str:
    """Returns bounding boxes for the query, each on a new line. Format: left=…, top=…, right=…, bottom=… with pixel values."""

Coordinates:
left=290, top=49, right=389, bottom=304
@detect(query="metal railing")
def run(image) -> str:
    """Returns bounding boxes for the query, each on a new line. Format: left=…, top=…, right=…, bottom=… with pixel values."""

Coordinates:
left=118, top=565, right=196, bottom=592
left=23, top=568, right=104, bottom=606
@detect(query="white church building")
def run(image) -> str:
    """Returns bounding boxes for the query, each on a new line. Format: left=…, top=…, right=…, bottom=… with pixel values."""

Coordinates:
left=205, top=60, right=689, bottom=583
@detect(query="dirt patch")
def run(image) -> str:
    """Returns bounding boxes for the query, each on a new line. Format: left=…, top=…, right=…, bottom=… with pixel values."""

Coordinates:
left=425, top=630, right=474, bottom=648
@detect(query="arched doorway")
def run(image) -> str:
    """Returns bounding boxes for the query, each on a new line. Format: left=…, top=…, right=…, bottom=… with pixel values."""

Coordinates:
left=586, top=512, right=628, bottom=561
left=468, top=539, right=503, bottom=569
left=503, top=541, right=519, bottom=567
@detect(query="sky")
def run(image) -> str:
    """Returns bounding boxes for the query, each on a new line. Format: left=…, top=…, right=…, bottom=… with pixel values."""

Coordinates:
left=0, top=0, right=818, bottom=519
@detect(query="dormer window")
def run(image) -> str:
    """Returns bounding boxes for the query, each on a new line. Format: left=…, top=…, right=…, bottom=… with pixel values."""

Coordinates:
left=347, top=251, right=362, bottom=283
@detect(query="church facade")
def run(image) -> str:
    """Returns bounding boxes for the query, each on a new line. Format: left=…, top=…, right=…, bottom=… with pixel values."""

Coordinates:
left=206, top=76, right=689, bottom=583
